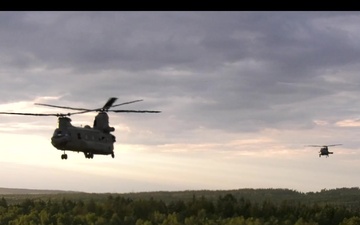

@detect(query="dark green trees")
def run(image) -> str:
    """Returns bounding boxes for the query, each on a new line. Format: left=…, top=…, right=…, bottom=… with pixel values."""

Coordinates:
left=1, top=189, right=360, bottom=225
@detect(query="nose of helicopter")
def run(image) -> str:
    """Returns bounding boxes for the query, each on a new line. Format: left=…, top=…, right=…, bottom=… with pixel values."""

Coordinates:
left=51, top=134, right=70, bottom=149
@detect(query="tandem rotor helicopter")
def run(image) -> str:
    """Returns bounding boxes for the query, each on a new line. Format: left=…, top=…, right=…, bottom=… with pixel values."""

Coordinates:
left=305, top=144, right=342, bottom=157
left=0, top=97, right=161, bottom=160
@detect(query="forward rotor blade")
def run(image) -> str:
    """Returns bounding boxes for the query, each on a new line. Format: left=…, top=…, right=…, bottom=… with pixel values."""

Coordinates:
left=0, top=112, right=67, bottom=117
left=34, top=103, right=89, bottom=111
left=37, top=98, right=143, bottom=113
left=111, top=110, right=161, bottom=113
left=306, top=145, right=323, bottom=147
left=0, top=111, right=88, bottom=117
left=34, top=98, right=159, bottom=114
left=327, top=144, right=342, bottom=147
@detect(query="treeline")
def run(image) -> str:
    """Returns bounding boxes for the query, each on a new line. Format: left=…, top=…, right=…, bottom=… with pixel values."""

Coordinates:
left=1, top=190, right=360, bottom=225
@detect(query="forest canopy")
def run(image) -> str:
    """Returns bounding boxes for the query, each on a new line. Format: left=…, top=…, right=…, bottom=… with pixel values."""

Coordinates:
left=0, top=187, right=360, bottom=225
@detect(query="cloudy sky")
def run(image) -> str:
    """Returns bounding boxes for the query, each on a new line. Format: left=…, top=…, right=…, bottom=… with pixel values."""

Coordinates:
left=0, top=11, right=360, bottom=193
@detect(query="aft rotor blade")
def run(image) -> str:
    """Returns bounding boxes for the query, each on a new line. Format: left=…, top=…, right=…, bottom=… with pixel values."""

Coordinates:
left=34, top=103, right=89, bottom=111
left=111, top=110, right=161, bottom=113
left=102, top=97, right=118, bottom=110
left=111, top=99, right=143, bottom=108
left=306, top=145, right=323, bottom=147
left=79, top=99, right=144, bottom=112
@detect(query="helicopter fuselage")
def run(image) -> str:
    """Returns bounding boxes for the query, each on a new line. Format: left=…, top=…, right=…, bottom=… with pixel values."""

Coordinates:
left=52, top=117, right=115, bottom=159
left=319, top=147, right=333, bottom=157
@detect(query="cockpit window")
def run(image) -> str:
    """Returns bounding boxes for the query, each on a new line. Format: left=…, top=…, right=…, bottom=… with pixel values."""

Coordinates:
left=53, top=130, right=69, bottom=137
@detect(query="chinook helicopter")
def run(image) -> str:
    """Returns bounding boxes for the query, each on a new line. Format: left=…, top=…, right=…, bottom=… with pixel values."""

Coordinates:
left=0, top=97, right=161, bottom=160
left=306, top=144, right=342, bottom=157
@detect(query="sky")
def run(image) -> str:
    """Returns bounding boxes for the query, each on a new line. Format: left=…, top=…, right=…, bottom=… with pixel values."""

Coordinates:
left=0, top=11, right=360, bottom=193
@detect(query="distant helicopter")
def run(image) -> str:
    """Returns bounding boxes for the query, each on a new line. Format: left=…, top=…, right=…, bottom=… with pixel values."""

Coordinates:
left=0, top=97, right=161, bottom=160
left=306, top=144, right=342, bottom=157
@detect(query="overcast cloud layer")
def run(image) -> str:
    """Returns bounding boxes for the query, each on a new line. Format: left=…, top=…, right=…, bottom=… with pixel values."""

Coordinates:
left=0, top=12, right=360, bottom=193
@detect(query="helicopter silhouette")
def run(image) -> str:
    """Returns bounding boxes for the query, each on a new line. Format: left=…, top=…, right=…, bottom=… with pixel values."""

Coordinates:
left=306, top=144, right=342, bottom=157
left=0, top=97, right=161, bottom=160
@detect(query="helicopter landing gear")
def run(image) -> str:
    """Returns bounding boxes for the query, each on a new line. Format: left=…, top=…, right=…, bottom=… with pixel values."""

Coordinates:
left=61, top=153, right=68, bottom=160
left=84, top=152, right=94, bottom=159
left=111, top=152, right=115, bottom=158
